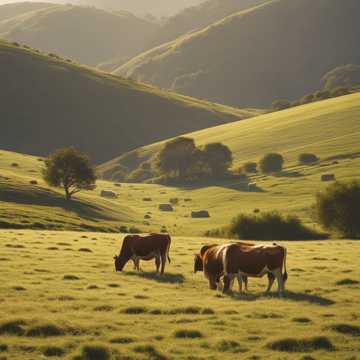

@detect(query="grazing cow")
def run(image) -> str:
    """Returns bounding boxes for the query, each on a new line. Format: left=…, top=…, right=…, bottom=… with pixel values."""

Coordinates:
left=222, top=243, right=287, bottom=295
left=194, top=243, right=276, bottom=292
left=194, top=243, right=252, bottom=292
left=114, top=234, right=171, bottom=274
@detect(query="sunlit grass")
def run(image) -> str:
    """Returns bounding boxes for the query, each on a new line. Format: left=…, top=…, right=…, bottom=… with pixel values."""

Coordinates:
left=0, top=230, right=359, bottom=359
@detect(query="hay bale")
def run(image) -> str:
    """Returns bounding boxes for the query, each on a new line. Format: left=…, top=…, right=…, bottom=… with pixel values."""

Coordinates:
left=29, top=180, right=38, bottom=185
left=191, top=210, right=210, bottom=218
left=184, top=198, right=192, bottom=202
left=143, top=197, right=152, bottom=202
left=100, top=190, right=118, bottom=198
left=114, top=183, right=121, bottom=187
left=321, top=174, right=335, bottom=182
left=159, top=204, right=173, bottom=212
left=248, top=182, right=257, bottom=191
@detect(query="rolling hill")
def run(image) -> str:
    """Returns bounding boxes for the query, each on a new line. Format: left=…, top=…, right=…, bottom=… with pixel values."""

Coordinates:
left=0, top=3, right=158, bottom=67
left=99, top=93, right=360, bottom=180
left=0, top=40, right=258, bottom=164
left=2, top=94, right=360, bottom=236
left=116, top=0, right=360, bottom=108
left=0, top=1, right=52, bottom=21
left=148, top=0, right=267, bottom=49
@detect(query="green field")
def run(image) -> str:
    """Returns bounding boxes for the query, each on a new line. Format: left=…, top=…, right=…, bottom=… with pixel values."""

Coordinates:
left=1, top=94, right=360, bottom=236
left=0, top=230, right=359, bottom=359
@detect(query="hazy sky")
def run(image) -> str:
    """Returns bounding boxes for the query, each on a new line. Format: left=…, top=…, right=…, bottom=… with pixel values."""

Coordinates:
left=0, top=0, right=206, bottom=16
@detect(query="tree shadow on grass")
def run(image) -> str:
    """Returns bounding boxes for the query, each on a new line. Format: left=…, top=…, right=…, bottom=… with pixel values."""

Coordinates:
left=226, top=290, right=335, bottom=306
left=125, top=271, right=185, bottom=284
left=274, top=170, right=303, bottom=178
left=0, top=185, right=113, bottom=221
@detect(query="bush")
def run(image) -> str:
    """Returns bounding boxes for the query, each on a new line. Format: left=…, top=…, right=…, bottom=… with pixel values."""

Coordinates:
left=259, top=153, right=284, bottom=173
left=78, top=345, right=111, bottom=360
left=242, top=161, right=257, bottom=173
left=298, top=153, right=319, bottom=164
left=316, top=181, right=360, bottom=238
left=272, top=99, right=291, bottom=111
left=228, top=212, right=326, bottom=240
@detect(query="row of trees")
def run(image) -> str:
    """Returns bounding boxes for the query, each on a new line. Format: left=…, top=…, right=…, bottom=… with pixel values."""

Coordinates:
left=157, top=137, right=233, bottom=180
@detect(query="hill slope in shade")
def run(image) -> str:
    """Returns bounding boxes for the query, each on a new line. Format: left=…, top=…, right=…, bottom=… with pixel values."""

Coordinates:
left=0, top=40, right=258, bottom=163
left=99, top=93, right=360, bottom=177
left=0, top=1, right=52, bottom=21
left=149, top=0, right=267, bottom=49
left=0, top=4, right=158, bottom=66
left=117, top=0, right=360, bottom=108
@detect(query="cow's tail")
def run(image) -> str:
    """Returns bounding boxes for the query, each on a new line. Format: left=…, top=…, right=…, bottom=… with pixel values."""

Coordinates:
left=166, top=235, right=171, bottom=263
left=282, top=246, right=288, bottom=283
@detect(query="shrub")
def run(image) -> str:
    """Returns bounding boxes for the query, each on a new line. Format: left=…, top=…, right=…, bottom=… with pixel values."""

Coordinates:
left=78, top=345, right=111, bottom=360
left=259, top=153, right=284, bottom=173
left=26, top=324, right=64, bottom=337
left=29, top=180, right=38, bottom=185
left=267, top=336, right=334, bottom=352
left=272, top=99, right=291, bottom=111
left=298, top=153, right=319, bottom=164
left=315, top=181, right=360, bottom=238
left=174, top=330, right=203, bottom=338
left=243, top=161, right=257, bottom=173
left=228, top=212, right=327, bottom=240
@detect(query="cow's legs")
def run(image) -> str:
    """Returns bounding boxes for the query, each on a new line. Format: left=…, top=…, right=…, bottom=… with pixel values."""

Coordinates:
left=237, top=274, right=245, bottom=293
left=160, top=253, right=166, bottom=274
left=223, top=274, right=235, bottom=293
left=132, top=257, right=140, bottom=271
left=208, top=274, right=218, bottom=290
left=216, top=276, right=223, bottom=291
left=273, top=269, right=284, bottom=295
left=155, top=255, right=161, bottom=273
left=265, top=272, right=275, bottom=293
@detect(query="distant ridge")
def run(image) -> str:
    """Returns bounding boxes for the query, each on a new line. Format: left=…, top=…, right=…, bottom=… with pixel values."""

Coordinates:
left=0, top=40, right=259, bottom=163
left=116, top=0, right=360, bottom=108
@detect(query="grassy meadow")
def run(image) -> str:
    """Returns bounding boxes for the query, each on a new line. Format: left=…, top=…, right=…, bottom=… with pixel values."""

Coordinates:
left=0, top=230, right=359, bottom=359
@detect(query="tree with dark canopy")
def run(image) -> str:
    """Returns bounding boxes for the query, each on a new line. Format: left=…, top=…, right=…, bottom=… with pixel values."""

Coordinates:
left=259, top=153, right=284, bottom=174
left=201, top=142, right=233, bottom=177
left=157, top=137, right=196, bottom=179
left=43, top=147, right=96, bottom=200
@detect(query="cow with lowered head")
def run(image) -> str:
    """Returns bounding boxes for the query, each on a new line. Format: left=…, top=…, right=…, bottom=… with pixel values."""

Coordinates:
left=114, top=233, right=171, bottom=274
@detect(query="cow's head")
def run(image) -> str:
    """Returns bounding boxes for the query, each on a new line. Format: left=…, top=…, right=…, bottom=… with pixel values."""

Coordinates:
left=194, top=254, right=203, bottom=273
left=114, top=255, right=127, bottom=272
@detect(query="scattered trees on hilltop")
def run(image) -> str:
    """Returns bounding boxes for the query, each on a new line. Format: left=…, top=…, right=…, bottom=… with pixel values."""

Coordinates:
left=259, top=153, right=284, bottom=174
left=156, top=137, right=233, bottom=182
left=43, top=147, right=96, bottom=200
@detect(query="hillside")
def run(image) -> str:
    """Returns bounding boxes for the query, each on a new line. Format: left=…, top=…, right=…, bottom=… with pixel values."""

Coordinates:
left=149, top=0, right=267, bottom=48
left=2, top=94, right=360, bottom=236
left=0, top=40, right=258, bottom=164
left=0, top=4, right=158, bottom=67
left=116, top=0, right=360, bottom=108
left=0, top=1, right=52, bottom=21
left=100, top=93, right=360, bottom=175
left=69, top=0, right=206, bottom=17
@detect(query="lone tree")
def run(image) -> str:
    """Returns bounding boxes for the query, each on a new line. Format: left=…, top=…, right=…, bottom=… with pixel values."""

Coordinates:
left=43, top=147, right=96, bottom=200
left=157, top=137, right=196, bottom=179
left=316, top=180, right=360, bottom=238
left=259, top=153, right=284, bottom=174
left=201, top=142, right=233, bottom=177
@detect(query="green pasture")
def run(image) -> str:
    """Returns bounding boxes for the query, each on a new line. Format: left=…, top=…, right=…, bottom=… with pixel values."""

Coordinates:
left=0, top=230, right=359, bottom=359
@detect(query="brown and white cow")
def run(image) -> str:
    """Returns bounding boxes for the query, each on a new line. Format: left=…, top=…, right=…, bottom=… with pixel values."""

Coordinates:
left=114, top=234, right=171, bottom=274
left=194, top=243, right=250, bottom=292
left=222, top=243, right=287, bottom=295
